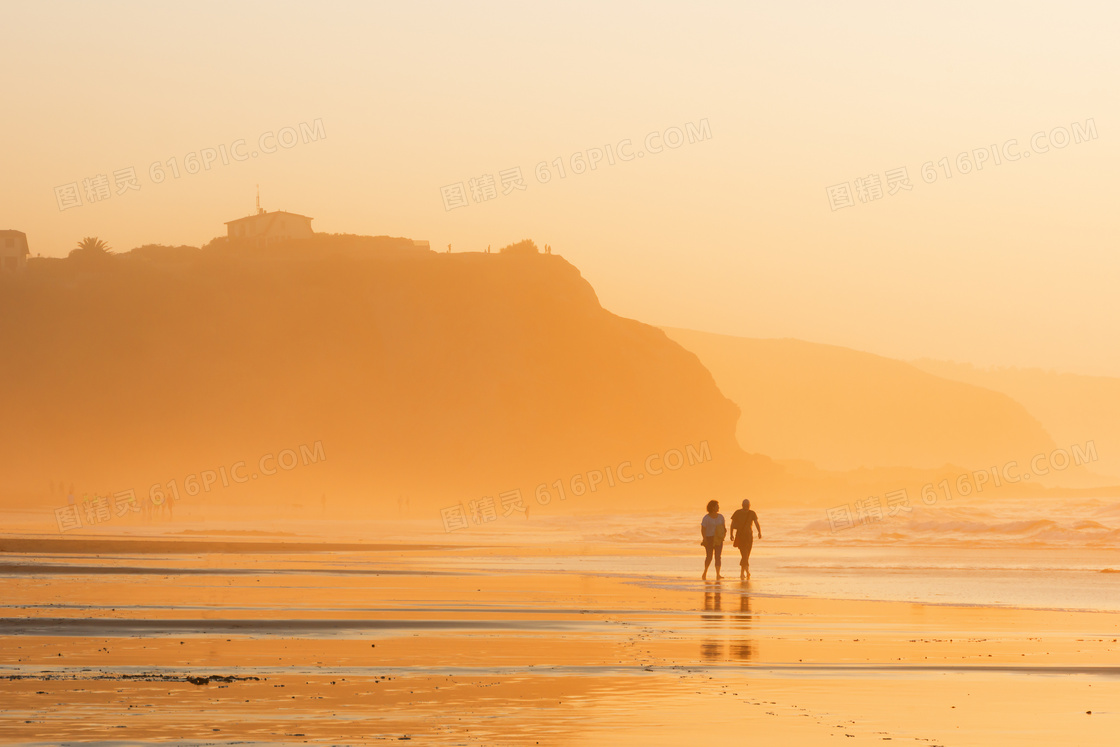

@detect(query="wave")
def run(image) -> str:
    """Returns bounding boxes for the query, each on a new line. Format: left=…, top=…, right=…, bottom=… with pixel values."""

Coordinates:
left=524, top=497, right=1120, bottom=549
left=797, top=500, right=1120, bottom=547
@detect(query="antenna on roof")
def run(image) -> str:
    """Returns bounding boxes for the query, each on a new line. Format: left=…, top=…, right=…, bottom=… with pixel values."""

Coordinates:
left=256, top=185, right=263, bottom=215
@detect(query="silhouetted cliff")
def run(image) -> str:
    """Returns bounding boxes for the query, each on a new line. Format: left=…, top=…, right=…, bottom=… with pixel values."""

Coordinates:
left=0, top=236, right=753, bottom=517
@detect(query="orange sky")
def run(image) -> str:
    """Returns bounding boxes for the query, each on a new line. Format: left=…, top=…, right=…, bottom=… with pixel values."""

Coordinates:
left=2, top=1, right=1117, bottom=375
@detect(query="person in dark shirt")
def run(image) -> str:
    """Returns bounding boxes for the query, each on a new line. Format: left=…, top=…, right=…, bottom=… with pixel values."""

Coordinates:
left=729, top=499, right=762, bottom=580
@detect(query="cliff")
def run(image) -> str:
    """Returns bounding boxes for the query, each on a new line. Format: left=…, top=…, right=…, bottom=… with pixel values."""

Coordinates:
left=663, top=328, right=1059, bottom=473
left=0, top=236, right=754, bottom=517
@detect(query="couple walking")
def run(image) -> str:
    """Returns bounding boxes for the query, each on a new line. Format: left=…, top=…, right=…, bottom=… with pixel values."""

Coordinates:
left=700, top=499, right=761, bottom=581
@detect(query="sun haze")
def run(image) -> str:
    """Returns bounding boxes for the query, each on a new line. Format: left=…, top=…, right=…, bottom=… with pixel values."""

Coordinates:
left=2, top=3, right=1120, bottom=745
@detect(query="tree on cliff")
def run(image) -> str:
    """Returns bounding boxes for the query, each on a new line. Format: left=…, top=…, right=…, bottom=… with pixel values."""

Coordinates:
left=500, top=239, right=539, bottom=256
left=69, top=237, right=115, bottom=265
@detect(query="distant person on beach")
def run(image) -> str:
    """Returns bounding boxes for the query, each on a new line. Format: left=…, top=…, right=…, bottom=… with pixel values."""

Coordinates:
left=729, top=499, right=762, bottom=580
left=700, top=500, right=726, bottom=580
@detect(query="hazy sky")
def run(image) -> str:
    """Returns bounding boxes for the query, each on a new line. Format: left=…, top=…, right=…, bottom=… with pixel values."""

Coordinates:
left=3, top=1, right=1117, bottom=375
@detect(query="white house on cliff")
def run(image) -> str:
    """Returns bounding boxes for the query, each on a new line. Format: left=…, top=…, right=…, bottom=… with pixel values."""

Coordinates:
left=225, top=191, right=313, bottom=246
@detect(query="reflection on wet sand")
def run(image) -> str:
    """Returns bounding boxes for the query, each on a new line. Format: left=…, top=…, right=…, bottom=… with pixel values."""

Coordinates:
left=700, top=588, right=754, bottom=663
left=732, top=590, right=753, bottom=661
left=701, top=588, right=725, bottom=660
left=702, top=588, right=723, bottom=615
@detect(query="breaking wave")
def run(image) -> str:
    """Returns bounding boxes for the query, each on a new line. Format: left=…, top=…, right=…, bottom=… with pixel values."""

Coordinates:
left=799, top=499, right=1120, bottom=548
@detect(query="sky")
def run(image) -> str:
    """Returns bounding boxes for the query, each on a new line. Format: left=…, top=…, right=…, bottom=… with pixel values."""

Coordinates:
left=2, top=0, right=1117, bottom=376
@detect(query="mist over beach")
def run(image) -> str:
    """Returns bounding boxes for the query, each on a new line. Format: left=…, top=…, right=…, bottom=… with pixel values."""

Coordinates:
left=2, top=2, right=1120, bottom=745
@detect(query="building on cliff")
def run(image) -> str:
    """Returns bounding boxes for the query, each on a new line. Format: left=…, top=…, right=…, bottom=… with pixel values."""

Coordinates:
left=225, top=189, right=314, bottom=246
left=0, top=230, right=30, bottom=273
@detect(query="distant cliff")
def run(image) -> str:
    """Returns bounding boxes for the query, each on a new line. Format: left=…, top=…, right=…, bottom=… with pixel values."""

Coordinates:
left=911, top=359, right=1120, bottom=480
left=663, top=328, right=1059, bottom=472
left=0, top=236, right=752, bottom=516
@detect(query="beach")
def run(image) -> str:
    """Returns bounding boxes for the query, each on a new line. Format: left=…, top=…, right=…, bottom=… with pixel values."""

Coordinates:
left=2, top=501, right=1119, bottom=745
left=5, top=3, right=1119, bottom=744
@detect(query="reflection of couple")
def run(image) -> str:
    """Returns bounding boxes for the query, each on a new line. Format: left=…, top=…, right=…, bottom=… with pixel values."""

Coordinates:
left=700, top=499, right=762, bottom=581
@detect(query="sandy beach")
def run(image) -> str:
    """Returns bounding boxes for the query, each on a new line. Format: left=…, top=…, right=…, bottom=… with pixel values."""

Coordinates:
left=2, top=513, right=1119, bottom=746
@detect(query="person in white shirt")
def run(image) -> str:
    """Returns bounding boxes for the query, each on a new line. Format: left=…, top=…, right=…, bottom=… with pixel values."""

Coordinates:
left=700, top=500, right=726, bottom=580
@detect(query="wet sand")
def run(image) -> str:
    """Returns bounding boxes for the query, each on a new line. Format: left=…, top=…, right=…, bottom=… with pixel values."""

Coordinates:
left=1, top=537, right=1118, bottom=745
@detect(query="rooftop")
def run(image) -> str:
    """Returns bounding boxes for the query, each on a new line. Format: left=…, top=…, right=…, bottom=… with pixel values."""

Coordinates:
left=225, top=210, right=313, bottom=225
